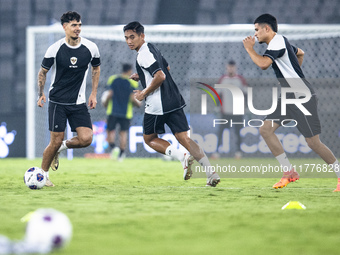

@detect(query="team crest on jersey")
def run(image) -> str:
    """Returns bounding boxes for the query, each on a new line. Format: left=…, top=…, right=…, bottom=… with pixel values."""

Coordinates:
left=70, top=57, right=77, bottom=65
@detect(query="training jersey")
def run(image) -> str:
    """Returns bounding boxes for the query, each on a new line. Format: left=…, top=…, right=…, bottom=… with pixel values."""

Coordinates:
left=263, top=34, right=315, bottom=98
left=106, top=75, right=138, bottom=119
left=135, top=42, right=185, bottom=115
left=41, top=37, right=101, bottom=105
left=217, top=74, right=247, bottom=115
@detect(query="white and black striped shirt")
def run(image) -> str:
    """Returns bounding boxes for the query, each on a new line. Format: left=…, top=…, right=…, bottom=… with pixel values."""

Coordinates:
left=136, top=42, right=185, bottom=115
left=264, top=34, right=315, bottom=98
left=41, top=37, right=100, bottom=105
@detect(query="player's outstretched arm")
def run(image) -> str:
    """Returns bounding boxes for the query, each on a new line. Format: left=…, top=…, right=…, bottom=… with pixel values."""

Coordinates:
left=37, top=67, right=48, bottom=107
left=243, top=36, right=272, bottom=70
left=88, top=65, right=100, bottom=109
left=296, top=48, right=304, bottom=66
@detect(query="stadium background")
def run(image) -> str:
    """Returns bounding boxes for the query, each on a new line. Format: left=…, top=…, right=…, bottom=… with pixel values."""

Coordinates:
left=0, top=0, right=339, bottom=158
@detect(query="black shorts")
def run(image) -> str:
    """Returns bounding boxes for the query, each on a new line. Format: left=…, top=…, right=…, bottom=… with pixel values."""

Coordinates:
left=107, top=115, right=130, bottom=131
left=48, top=102, right=92, bottom=132
left=265, top=95, right=321, bottom=138
left=143, top=108, right=190, bottom=135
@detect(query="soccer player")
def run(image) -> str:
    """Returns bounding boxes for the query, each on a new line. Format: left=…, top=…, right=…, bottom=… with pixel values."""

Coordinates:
left=102, top=63, right=141, bottom=161
left=37, top=11, right=101, bottom=186
left=123, top=21, right=220, bottom=186
left=243, top=14, right=340, bottom=191
left=217, top=60, right=248, bottom=159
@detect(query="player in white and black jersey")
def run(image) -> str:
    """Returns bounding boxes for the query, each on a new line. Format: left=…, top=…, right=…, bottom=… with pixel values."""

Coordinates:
left=37, top=11, right=101, bottom=187
left=123, top=21, right=220, bottom=187
left=243, top=14, right=339, bottom=191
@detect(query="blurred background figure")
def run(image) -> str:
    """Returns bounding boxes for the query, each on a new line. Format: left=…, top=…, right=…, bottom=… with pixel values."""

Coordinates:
left=0, top=208, right=72, bottom=254
left=102, top=63, right=141, bottom=161
left=216, top=60, right=248, bottom=159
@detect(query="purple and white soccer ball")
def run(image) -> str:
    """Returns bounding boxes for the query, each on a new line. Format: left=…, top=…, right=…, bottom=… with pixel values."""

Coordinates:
left=23, top=208, right=73, bottom=253
left=24, top=167, right=46, bottom=189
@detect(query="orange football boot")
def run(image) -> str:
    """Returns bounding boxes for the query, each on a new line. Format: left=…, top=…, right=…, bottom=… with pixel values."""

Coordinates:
left=333, top=178, right=340, bottom=192
left=288, top=171, right=300, bottom=182
left=273, top=169, right=300, bottom=189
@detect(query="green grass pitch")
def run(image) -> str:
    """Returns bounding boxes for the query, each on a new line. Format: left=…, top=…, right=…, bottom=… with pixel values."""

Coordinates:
left=1, top=157, right=339, bottom=255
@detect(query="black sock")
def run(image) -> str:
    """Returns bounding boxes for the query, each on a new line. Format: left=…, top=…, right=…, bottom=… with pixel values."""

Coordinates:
left=109, top=143, right=115, bottom=149
left=119, top=149, right=125, bottom=156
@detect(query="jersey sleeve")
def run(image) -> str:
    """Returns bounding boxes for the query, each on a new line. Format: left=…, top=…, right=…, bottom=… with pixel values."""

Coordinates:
left=82, top=38, right=101, bottom=67
left=264, top=48, right=285, bottom=61
left=137, top=50, right=161, bottom=77
left=291, top=45, right=298, bottom=54
left=90, top=43, right=101, bottom=67
left=162, top=56, right=169, bottom=68
left=107, top=75, right=117, bottom=89
left=263, top=35, right=286, bottom=61
left=41, top=58, right=54, bottom=70
left=41, top=43, right=57, bottom=70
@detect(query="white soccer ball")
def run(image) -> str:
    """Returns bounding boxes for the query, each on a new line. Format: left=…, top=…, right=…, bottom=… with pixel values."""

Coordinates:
left=24, top=167, right=46, bottom=189
left=101, top=90, right=110, bottom=106
left=0, top=235, right=12, bottom=254
left=23, top=208, right=73, bottom=253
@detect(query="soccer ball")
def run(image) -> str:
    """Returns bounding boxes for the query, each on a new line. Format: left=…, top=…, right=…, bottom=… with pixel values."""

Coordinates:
left=100, top=90, right=110, bottom=106
left=23, top=208, right=73, bottom=253
left=24, top=167, right=46, bottom=189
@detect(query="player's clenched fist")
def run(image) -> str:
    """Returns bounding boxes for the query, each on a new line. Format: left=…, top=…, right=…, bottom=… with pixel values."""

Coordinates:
left=129, top=73, right=139, bottom=81
left=243, top=36, right=255, bottom=50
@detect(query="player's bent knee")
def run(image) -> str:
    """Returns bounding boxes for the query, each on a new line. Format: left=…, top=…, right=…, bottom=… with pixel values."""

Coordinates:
left=83, top=136, right=93, bottom=147
left=143, top=136, right=151, bottom=145
left=144, top=140, right=151, bottom=147
left=50, top=137, right=63, bottom=150
left=78, top=134, right=93, bottom=148
left=143, top=134, right=158, bottom=147
left=305, top=137, right=320, bottom=150
left=143, top=138, right=154, bottom=147
left=175, top=136, right=187, bottom=146
left=174, top=132, right=189, bottom=144
left=306, top=140, right=316, bottom=150
left=259, top=125, right=272, bottom=138
left=77, top=128, right=93, bottom=147
left=51, top=142, right=62, bottom=151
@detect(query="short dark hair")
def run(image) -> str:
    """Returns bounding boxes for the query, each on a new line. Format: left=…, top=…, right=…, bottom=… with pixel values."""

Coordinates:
left=254, top=14, right=278, bottom=32
left=122, top=63, right=132, bottom=73
left=228, top=60, right=236, bottom=66
left=60, top=11, right=81, bottom=25
left=123, top=21, right=144, bottom=35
